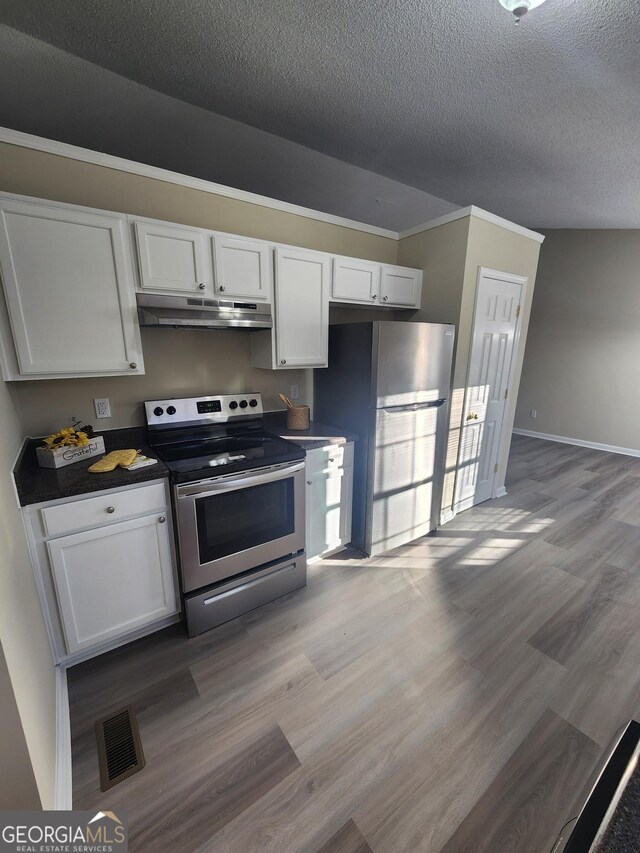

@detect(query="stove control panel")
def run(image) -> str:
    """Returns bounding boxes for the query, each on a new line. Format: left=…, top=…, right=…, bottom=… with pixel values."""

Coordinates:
left=145, top=393, right=264, bottom=427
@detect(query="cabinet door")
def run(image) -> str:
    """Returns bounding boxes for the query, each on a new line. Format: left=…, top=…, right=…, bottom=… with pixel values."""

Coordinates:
left=332, top=256, right=381, bottom=305
left=213, top=236, right=271, bottom=301
left=380, top=265, right=422, bottom=308
left=274, top=247, right=330, bottom=368
left=306, top=470, right=330, bottom=561
left=305, top=455, right=353, bottom=560
left=0, top=199, right=143, bottom=376
left=134, top=220, right=210, bottom=294
left=48, top=514, right=177, bottom=654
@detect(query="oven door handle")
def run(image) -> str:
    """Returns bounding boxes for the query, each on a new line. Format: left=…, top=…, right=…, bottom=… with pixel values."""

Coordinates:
left=176, top=461, right=305, bottom=499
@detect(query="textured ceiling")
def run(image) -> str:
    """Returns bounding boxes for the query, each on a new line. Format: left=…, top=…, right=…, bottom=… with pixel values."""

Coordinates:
left=1, top=0, right=639, bottom=228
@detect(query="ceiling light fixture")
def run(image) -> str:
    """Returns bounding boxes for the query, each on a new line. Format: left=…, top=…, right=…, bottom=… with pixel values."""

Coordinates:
left=499, top=0, right=548, bottom=24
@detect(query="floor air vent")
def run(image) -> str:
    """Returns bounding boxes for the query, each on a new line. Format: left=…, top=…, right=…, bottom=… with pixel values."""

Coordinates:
left=95, top=705, right=145, bottom=791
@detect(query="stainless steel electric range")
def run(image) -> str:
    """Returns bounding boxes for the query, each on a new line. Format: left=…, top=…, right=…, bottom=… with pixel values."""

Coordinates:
left=145, top=393, right=306, bottom=636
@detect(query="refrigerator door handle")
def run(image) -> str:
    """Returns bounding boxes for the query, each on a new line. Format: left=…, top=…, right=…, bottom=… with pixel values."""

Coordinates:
left=379, top=398, right=447, bottom=413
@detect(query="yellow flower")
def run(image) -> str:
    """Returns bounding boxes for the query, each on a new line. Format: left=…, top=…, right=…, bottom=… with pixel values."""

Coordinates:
left=42, top=426, right=91, bottom=450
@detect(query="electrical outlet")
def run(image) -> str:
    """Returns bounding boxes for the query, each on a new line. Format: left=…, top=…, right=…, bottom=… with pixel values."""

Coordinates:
left=94, top=398, right=111, bottom=419
left=290, top=384, right=300, bottom=400
left=530, top=409, right=537, bottom=419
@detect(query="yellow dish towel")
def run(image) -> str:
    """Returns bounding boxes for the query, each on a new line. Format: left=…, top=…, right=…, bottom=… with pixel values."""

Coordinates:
left=88, top=449, right=139, bottom=473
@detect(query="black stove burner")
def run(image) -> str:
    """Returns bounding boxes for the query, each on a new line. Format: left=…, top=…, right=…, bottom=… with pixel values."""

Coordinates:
left=151, top=428, right=305, bottom=483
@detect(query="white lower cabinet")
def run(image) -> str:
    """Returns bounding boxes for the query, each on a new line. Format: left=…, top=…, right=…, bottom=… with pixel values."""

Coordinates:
left=49, top=514, right=176, bottom=654
left=25, top=479, right=179, bottom=663
left=305, top=442, right=354, bottom=561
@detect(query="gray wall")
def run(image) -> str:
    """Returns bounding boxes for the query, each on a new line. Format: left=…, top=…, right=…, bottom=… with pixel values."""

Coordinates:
left=514, top=230, right=640, bottom=451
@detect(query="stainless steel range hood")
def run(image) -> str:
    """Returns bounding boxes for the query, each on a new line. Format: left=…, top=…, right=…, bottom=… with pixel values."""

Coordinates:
left=137, top=293, right=272, bottom=330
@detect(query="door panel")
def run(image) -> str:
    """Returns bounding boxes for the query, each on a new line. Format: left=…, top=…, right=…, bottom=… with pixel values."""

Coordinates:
left=48, top=514, right=176, bottom=654
left=0, top=200, right=143, bottom=375
left=274, top=247, right=330, bottom=368
left=380, top=266, right=421, bottom=307
left=332, top=256, right=380, bottom=305
left=213, top=236, right=271, bottom=301
left=135, top=220, right=210, bottom=294
left=455, top=272, right=523, bottom=511
left=305, top=453, right=354, bottom=561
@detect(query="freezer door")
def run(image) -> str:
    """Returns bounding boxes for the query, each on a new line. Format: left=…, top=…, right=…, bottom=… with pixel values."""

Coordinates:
left=373, top=321, right=455, bottom=408
left=367, top=401, right=445, bottom=556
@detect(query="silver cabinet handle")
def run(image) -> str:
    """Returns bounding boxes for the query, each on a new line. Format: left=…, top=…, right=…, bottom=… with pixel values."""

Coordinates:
left=329, top=458, right=335, bottom=462
left=198, top=283, right=205, bottom=290
left=219, top=285, right=226, bottom=292
left=159, top=516, right=166, bottom=523
left=382, top=295, right=389, bottom=301
left=372, top=294, right=377, bottom=300
left=280, top=359, right=287, bottom=365
left=306, top=480, right=312, bottom=485
left=129, top=362, right=137, bottom=369
left=106, top=506, right=115, bottom=514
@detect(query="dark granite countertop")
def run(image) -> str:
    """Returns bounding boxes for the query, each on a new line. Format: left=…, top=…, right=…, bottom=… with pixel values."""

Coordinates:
left=14, top=426, right=169, bottom=507
left=263, top=411, right=358, bottom=450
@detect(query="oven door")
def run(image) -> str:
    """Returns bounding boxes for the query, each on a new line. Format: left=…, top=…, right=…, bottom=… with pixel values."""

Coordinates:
left=175, top=461, right=305, bottom=592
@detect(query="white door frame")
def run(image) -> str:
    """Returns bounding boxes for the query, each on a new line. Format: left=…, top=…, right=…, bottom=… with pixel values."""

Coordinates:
left=452, top=266, right=528, bottom=514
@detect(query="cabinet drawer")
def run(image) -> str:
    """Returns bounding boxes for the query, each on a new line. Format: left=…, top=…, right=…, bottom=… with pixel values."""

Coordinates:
left=305, top=442, right=353, bottom=474
left=41, top=482, right=167, bottom=538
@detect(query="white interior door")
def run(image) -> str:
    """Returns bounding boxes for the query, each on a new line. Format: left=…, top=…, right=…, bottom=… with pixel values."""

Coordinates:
left=455, top=269, right=525, bottom=511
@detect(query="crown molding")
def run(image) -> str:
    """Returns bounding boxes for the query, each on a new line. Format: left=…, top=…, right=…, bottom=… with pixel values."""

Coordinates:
left=398, top=204, right=545, bottom=243
left=0, top=127, right=398, bottom=240
left=0, top=127, right=544, bottom=244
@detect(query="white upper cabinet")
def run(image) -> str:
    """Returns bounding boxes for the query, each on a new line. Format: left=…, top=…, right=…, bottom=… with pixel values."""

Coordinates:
left=275, top=247, right=330, bottom=368
left=330, top=257, right=422, bottom=309
left=380, top=265, right=422, bottom=308
left=133, top=218, right=212, bottom=295
left=332, top=256, right=381, bottom=305
left=252, top=246, right=330, bottom=369
left=0, top=196, right=144, bottom=379
left=212, top=235, right=271, bottom=301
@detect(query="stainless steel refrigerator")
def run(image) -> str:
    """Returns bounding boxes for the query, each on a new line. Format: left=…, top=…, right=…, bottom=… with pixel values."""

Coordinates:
left=315, top=321, right=455, bottom=557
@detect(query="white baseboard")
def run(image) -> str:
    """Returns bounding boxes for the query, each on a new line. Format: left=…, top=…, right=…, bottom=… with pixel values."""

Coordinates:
left=55, top=665, right=72, bottom=810
left=512, top=428, right=640, bottom=458
left=495, top=486, right=508, bottom=498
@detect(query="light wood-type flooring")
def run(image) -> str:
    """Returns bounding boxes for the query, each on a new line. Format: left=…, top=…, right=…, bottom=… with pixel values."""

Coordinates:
left=68, top=434, right=640, bottom=852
